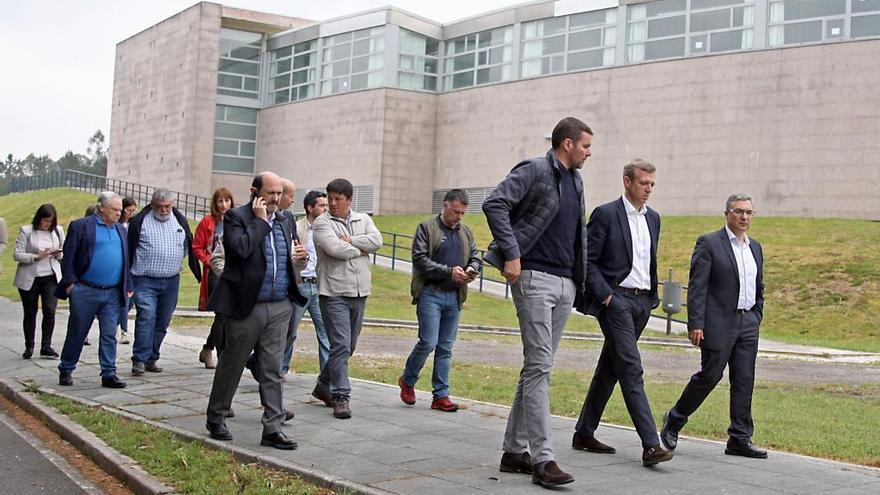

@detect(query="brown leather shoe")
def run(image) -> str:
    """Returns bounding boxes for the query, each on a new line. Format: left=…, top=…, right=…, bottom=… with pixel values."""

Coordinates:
left=572, top=431, right=616, bottom=454
left=311, top=384, right=333, bottom=407
left=532, top=460, right=574, bottom=487
left=642, top=445, right=674, bottom=467
left=499, top=451, right=533, bottom=474
left=332, top=397, right=351, bottom=419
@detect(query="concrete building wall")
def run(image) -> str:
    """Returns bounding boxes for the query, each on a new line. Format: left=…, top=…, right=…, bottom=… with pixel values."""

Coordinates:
left=379, top=89, right=437, bottom=214
left=108, top=2, right=222, bottom=198
left=435, top=39, right=880, bottom=219
left=254, top=89, right=388, bottom=208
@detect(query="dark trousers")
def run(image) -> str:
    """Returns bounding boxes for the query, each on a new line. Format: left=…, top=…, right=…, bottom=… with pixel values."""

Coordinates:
left=204, top=314, right=226, bottom=354
left=19, top=275, right=59, bottom=351
left=576, top=290, right=659, bottom=449
left=668, top=311, right=760, bottom=440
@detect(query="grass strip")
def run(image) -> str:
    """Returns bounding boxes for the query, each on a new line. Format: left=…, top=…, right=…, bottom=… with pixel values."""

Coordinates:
left=295, top=354, right=880, bottom=467
left=38, top=393, right=337, bottom=495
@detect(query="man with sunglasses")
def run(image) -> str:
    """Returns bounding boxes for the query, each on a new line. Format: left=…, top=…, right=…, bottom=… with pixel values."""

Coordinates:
left=660, top=194, right=767, bottom=459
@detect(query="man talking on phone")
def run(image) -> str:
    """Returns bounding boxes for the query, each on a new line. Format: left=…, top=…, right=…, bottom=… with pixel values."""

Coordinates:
left=399, top=189, right=481, bottom=412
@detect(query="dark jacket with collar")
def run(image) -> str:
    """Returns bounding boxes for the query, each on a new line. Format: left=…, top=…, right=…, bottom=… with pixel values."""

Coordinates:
left=579, top=197, right=661, bottom=316
left=54, top=215, right=133, bottom=304
left=482, top=149, right=589, bottom=287
left=410, top=215, right=482, bottom=307
left=687, top=228, right=764, bottom=350
left=208, top=204, right=307, bottom=319
left=127, top=205, right=201, bottom=282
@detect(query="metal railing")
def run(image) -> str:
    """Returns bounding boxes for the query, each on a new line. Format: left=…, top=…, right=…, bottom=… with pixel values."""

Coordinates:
left=9, top=169, right=211, bottom=220
left=374, top=229, right=688, bottom=330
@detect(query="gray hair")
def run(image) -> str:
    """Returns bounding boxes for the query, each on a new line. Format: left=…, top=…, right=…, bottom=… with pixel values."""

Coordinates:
left=151, top=188, right=175, bottom=204
left=97, top=191, right=120, bottom=206
left=623, top=158, right=656, bottom=180
left=725, top=193, right=753, bottom=211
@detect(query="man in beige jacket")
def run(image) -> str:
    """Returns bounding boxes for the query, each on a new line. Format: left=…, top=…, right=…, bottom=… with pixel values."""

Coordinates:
left=310, top=178, right=382, bottom=419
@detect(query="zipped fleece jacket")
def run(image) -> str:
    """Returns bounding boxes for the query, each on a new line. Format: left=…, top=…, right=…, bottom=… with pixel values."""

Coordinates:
left=312, top=210, right=383, bottom=297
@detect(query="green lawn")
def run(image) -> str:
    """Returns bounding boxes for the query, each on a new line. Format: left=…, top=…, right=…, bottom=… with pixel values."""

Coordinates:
left=294, top=352, right=880, bottom=467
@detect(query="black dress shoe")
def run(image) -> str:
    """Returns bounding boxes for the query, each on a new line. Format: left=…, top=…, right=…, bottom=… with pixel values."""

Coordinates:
left=261, top=431, right=297, bottom=450
left=725, top=439, right=768, bottom=459
left=643, top=445, right=674, bottom=467
left=23, top=348, right=34, bottom=359
left=532, top=460, right=574, bottom=487
left=145, top=362, right=163, bottom=373
left=40, top=347, right=59, bottom=358
left=572, top=431, right=616, bottom=454
left=226, top=409, right=235, bottom=418
left=660, top=410, right=680, bottom=451
left=499, top=451, right=533, bottom=474
left=283, top=409, right=295, bottom=422
left=101, top=375, right=127, bottom=388
left=59, top=372, right=73, bottom=386
left=206, top=421, right=233, bottom=441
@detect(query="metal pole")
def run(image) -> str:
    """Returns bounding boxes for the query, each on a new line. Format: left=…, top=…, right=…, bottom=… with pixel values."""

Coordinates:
left=666, top=268, right=673, bottom=335
left=391, top=233, right=397, bottom=271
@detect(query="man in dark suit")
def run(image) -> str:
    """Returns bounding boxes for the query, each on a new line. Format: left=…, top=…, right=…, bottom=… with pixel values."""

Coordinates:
left=56, top=192, right=132, bottom=388
left=573, top=159, right=673, bottom=467
left=661, top=194, right=767, bottom=459
left=205, top=172, right=307, bottom=450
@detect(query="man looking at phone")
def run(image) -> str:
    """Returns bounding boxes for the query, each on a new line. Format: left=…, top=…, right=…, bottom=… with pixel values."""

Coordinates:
left=399, top=189, right=481, bottom=412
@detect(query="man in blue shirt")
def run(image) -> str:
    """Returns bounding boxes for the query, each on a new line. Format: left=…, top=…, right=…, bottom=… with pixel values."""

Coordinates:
left=56, top=192, right=133, bottom=388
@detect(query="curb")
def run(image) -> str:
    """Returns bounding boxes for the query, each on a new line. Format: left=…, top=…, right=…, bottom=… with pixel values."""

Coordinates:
left=0, top=378, right=390, bottom=495
left=0, top=377, right=175, bottom=495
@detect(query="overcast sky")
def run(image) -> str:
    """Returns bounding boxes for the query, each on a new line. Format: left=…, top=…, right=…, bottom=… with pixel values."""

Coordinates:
left=0, top=0, right=523, bottom=160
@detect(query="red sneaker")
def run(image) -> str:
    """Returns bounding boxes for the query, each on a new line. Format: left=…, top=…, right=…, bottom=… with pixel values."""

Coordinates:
left=431, top=396, right=459, bottom=412
left=398, top=376, right=416, bottom=405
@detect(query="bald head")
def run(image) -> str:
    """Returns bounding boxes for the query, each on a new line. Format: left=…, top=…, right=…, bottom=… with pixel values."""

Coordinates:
left=280, top=178, right=296, bottom=210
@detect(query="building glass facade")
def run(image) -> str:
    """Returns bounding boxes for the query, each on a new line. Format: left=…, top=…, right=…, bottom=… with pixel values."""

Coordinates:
left=212, top=105, right=258, bottom=174
left=217, top=28, right=262, bottom=99
left=443, top=26, right=514, bottom=90
left=269, top=40, right=318, bottom=104
left=320, top=26, right=385, bottom=95
left=399, top=29, right=440, bottom=91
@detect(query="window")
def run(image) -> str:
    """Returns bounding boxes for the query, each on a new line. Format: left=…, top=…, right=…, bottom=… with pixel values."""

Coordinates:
left=320, top=27, right=385, bottom=96
left=213, top=105, right=257, bottom=174
left=398, top=29, right=439, bottom=91
left=851, top=0, right=880, bottom=38
left=768, top=0, right=846, bottom=46
left=520, top=9, right=617, bottom=78
left=688, top=0, right=754, bottom=54
left=628, top=0, right=687, bottom=62
left=217, top=29, right=262, bottom=99
left=443, top=26, right=513, bottom=90
left=269, top=40, right=317, bottom=105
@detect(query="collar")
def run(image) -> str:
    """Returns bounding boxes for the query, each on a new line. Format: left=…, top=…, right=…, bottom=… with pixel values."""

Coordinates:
left=437, top=214, right=460, bottom=231
left=622, top=195, right=647, bottom=216
left=94, top=214, right=112, bottom=227
left=725, top=225, right=750, bottom=246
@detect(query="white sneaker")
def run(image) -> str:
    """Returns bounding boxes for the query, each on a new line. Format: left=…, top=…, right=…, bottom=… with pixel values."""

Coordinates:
left=119, top=331, right=130, bottom=344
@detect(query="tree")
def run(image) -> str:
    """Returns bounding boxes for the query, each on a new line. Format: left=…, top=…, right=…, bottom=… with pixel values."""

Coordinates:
left=86, top=130, right=107, bottom=175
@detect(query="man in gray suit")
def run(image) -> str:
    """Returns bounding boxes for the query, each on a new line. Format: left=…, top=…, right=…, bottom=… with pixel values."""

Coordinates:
left=660, top=193, right=767, bottom=459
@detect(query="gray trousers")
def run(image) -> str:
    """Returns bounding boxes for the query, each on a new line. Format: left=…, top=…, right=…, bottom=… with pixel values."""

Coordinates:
left=206, top=299, right=292, bottom=435
left=502, top=270, right=576, bottom=465
left=317, top=295, right=367, bottom=399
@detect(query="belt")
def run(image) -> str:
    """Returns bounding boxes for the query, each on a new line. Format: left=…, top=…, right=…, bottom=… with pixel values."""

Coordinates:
left=78, top=280, right=119, bottom=290
left=736, top=308, right=753, bottom=314
left=615, top=286, right=651, bottom=296
left=301, top=277, right=317, bottom=284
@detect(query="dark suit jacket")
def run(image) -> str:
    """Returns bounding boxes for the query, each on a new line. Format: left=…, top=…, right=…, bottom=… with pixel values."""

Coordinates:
left=579, top=197, right=661, bottom=316
left=687, top=228, right=764, bottom=350
left=54, top=215, right=133, bottom=305
left=208, top=204, right=306, bottom=319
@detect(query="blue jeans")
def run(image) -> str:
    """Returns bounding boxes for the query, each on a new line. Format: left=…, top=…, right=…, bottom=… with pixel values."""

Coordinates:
left=402, top=287, right=461, bottom=399
left=59, top=284, right=121, bottom=379
left=132, top=275, right=180, bottom=364
left=283, top=281, right=330, bottom=372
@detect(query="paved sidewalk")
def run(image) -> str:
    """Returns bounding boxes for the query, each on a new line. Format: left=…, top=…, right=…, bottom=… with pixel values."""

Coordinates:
left=1, top=300, right=878, bottom=494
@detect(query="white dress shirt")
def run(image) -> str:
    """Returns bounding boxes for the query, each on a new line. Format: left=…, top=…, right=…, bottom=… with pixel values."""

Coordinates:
left=619, top=196, right=652, bottom=290
left=725, top=225, right=757, bottom=310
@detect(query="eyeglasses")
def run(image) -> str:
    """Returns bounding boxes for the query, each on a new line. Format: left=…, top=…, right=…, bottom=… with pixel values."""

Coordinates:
left=727, top=209, right=756, bottom=217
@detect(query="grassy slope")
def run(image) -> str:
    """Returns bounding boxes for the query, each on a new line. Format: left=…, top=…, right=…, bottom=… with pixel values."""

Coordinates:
left=372, top=212, right=880, bottom=352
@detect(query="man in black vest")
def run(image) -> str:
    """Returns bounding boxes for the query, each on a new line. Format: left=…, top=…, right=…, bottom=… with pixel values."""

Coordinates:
left=572, top=159, right=673, bottom=467
left=483, top=117, right=592, bottom=488
left=204, top=172, right=307, bottom=450
left=661, top=194, right=767, bottom=459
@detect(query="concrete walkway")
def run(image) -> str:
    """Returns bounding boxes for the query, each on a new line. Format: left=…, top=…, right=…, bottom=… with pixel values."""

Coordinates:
left=0, top=300, right=878, bottom=494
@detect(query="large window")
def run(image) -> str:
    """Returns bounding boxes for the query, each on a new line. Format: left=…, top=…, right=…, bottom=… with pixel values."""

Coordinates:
left=851, top=0, right=880, bottom=38
left=688, top=0, right=755, bottom=54
left=217, top=29, right=262, bottom=99
left=269, top=40, right=317, bottom=105
left=768, top=0, right=846, bottom=46
left=627, top=0, right=688, bottom=62
left=443, top=26, right=513, bottom=90
left=212, top=105, right=257, bottom=174
left=520, top=9, right=616, bottom=78
left=398, top=29, right=439, bottom=91
left=320, top=27, right=385, bottom=96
